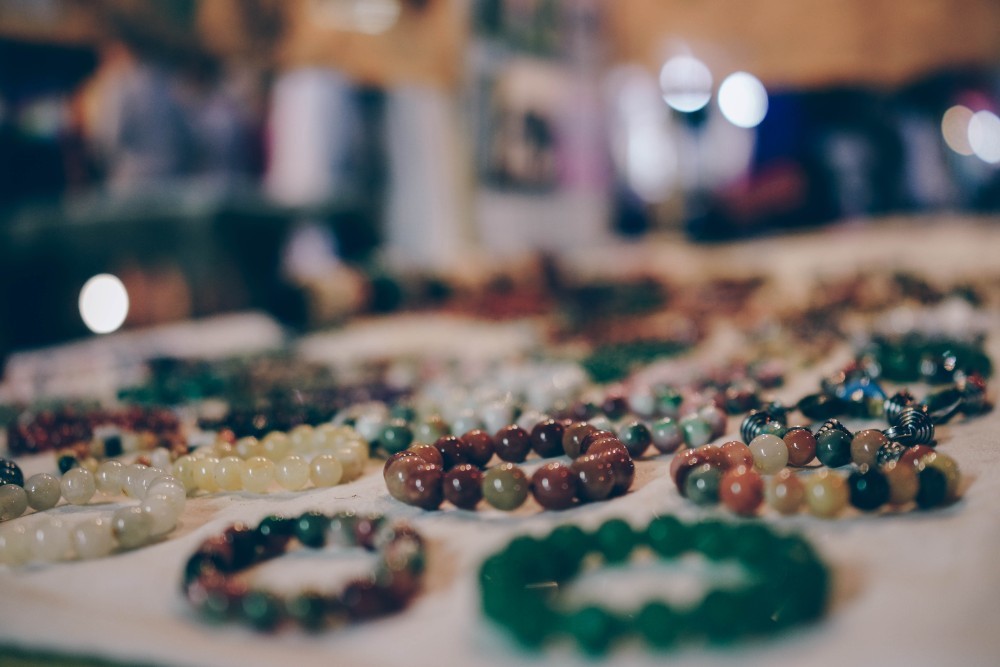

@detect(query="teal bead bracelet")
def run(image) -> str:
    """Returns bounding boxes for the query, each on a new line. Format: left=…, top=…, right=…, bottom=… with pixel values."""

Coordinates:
left=182, top=512, right=425, bottom=631
left=479, top=516, right=829, bottom=654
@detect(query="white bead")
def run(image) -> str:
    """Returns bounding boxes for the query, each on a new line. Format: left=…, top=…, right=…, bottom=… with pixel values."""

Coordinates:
left=60, top=467, right=97, bottom=505
left=0, top=484, right=28, bottom=521
left=214, top=456, right=245, bottom=491
left=150, top=448, right=173, bottom=471
left=332, top=441, right=367, bottom=481
left=235, top=436, right=261, bottom=459
left=749, top=434, right=789, bottom=474
left=275, top=455, right=310, bottom=491
left=112, top=506, right=152, bottom=549
left=24, top=473, right=62, bottom=510
left=31, top=518, right=72, bottom=562
left=171, top=455, right=199, bottom=492
left=241, top=456, right=275, bottom=493
left=193, top=457, right=220, bottom=492
left=72, top=518, right=115, bottom=559
left=354, top=412, right=386, bottom=443
left=310, top=454, right=343, bottom=487
left=122, top=464, right=150, bottom=498
left=0, top=523, right=31, bottom=566
left=121, top=432, right=141, bottom=453
left=95, top=460, right=126, bottom=495
left=261, top=431, right=291, bottom=460
left=289, top=424, right=315, bottom=454
left=141, top=496, right=178, bottom=537
left=147, top=480, right=187, bottom=514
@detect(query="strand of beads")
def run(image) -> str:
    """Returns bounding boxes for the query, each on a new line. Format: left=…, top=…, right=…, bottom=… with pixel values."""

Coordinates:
left=172, top=424, right=368, bottom=495
left=385, top=419, right=635, bottom=511
left=0, top=462, right=186, bottom=566
left=182, top=512, right=424, bottom=631
left=480, top=516, right=828, bottom=654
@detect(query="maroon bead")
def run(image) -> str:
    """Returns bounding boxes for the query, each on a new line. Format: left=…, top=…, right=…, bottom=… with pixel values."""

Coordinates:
left=571, top=454, right=615, bottom=502
left=385, top=455, right=430, bottom=502
left=900, top=444, right=936, bottom=468
left=669, top=449, right=699, bottom=484
left=408, top=443, right=444, bottom=468
left=582, top=435, right=624, bottom=457
left=402, top=464, right=444, bottom=510
left=493, top=425, right=532, bottom=463
left=598, top=448, right=635, bottom=496
left=443, top=464, right=484, bottom=509
left=433, top=435, right=469, bottom=470
left=529, top=419, right=565, bottom=458
left=530, top=462, right=578, bottom=510
left=562, top=422, right=598, bottom=459
left=694, top=444, right=725, bottom=468
left=383, top=451, right=419, bottom=480
left=459, top=430, right=495, bottom=467
left=601, top=392, right=629, bottom=420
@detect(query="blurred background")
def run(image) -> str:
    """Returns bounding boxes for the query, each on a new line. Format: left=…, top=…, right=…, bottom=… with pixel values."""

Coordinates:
left=1, top=0, right=998, bottom=358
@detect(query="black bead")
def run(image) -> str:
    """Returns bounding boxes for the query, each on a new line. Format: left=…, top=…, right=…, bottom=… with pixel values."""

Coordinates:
left=0, top=458, right=24, bottom=487
left=295, top=511, right=330, bottom=548
left=916, top=467, right=948, bottom=509
left=104, top=435, right=123, bottom=457
left=848, top=469, right=890, bottom=511
left=57, top=454, right=79, bottom=474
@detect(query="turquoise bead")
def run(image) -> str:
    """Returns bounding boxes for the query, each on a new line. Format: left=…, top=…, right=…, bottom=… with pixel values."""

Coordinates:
left=684, top=464, right=721, bottom=505
left=595, top=518, right=635, bottom=563
left=680, top=415, right=712, bottom=448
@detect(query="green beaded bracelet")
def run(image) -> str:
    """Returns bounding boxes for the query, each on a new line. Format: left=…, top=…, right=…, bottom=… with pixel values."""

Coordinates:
left=479, top=516, right=829, bottom=654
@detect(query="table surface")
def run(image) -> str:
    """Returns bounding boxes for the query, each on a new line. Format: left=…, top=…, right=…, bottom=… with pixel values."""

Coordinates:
left=2, top=219, right=1000, bottom=667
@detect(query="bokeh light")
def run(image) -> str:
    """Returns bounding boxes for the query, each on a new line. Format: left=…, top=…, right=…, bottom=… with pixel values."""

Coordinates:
left=941, top=105, right=975, bottom=156
left=659, top=55, right=713, bottom=113
left=717, top=72, right=768, bottom=128
left=968, top=110, right=1000, bottom=164
left=79, top=274, right=129, bottom=334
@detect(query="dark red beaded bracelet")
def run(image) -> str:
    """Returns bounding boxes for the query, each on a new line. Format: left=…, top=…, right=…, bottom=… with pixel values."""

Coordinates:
left=384, top=420, right=635, bottom=511
left=182, top=512, right=424, bottom=631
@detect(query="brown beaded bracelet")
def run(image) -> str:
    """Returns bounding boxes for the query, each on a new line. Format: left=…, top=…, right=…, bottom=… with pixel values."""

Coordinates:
left=383, top=420, right=635, bottom=511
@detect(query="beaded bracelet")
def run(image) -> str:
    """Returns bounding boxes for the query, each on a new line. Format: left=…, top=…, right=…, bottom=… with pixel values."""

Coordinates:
left=182, top=512, right=424, bottom=631
left=384, top=420, right=635, bottom=511
left=7, top=405, right=184, bottom=456
left=173, top=423, right=369, bottom=495
left=480, top=516, right=829, bottom=654
left=0, top=463, right=186, bottom=566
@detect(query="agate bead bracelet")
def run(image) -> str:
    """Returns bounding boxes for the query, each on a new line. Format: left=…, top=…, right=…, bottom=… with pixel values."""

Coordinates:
left=182, top=512, right=424, bottom=631
left=480, top=516, right=828, bottom=654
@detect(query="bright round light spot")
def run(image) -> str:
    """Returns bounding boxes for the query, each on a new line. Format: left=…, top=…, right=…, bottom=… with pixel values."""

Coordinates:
left=659, top=55, right=713, bottom=113
left=968, top=110, right=1000, bottom=164
left=941, top=105, right=975, bottom=156
left=718, top=72, right=768, bottom=128
left=79, top=274, right=129, bottom=334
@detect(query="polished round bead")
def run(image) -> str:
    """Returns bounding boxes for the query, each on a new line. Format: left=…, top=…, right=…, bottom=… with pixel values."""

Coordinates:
left=531, top=462, right=578, bottom=510
left=460, top=430, right=495, bottom=467
left=651, top=417, right=684, bottom=453
left=921, top=452, right=961, bottom=499
left=571, top=454, right=615, bottom=502
left=332, top=441, right=367, bottom=480
left=482, top=463, right=529, bottom=511
left=719, top=440, right=754, bottom=469
left=680, top=415, right=713, bottom=448
left=599, top=447, right=636, bottom=496
left=562, top=422, right=598, bottom=459
left=698, top=404, right=727, bottom=439
left=71, top=517, right=115, bottom=559
left=0, top=484, right=28, bottom=521
left=235, top=436, right=263, bottom=459
left=31, top=518, right=72, bottom=562
left=261, top=431, right=292, bottom=461
left=112, top=506, right=153, bottom=549
left=409, top=443, right=444, bottom=468
left=24, top=473, right=61, bottom=511
left=494, top=425, right=533, bottom=463
left=147, top=482, right=187, bottom=517
left=310, top=454, right=344, bottom=487
left=899, top=445, right=936, bottom=468
left=883, top=460, right=919, bottom=505
left=433, top=436, right=470, bottom=470
left=401, top=464, right=444, bottom=510
left=289, top=424, right=315, bottom=453
left=141, top=495, right=179, bottom=537
left=848, top=469, right=890, bottom=511
left=530, top=420, right=566, bottom=458
left=149, top=448, right=172, bottom=471
left=719, top=466, right=764, bottom=516
left=617, top=421, right=653, bottom=458
left=380, top=420, right=414, bottom=455
left=749, top=434, right=789, bottom=474
left=171, top=456, right=199, bottom=492
left=815, top=430, right=853, bottom=468
left=442, top=464, right=483, bottom=509
left=0, top=458, right=24, bottom=487
left=850, top=429, right=889, bottom=467
left=669, top=449, right=706, bottom=486
left=60, top=467, right=96, bottom=505
left=241, top=456, right=276, bottom=493
left=385, top=456, right=425, bottom=502
left=684, top=464, right=721, bottom=506
left=916, top=467, right=948, bottom=509
left=95, top=460, right=127, bottom=495
left=783, top=428, right=817, bottom=467
left=275, top=455, right=310, bottom=491
left=123, top=463, right=152, bottom=498
left=804, top=470, right=849, bottom=518
left=0, top=524, right=32, bottom=566
left=214, top=456, right=246, bottom=491
left=765, top=469, right=805, bottom=515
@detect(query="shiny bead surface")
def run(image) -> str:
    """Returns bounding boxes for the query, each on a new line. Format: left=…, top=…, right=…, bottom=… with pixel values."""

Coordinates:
left=530, top=420, right=565, bottom=458
left=680, top=415, right=712, bottom=448
left=804, top=470, right=849, bottom=518
left=25, top=473, right=61, bottom=511
left=749, top=434, right=789, bottom=474
left=684, top=464, right=721, bottom=506
left=719, top=441, right=754, bottom=469
left=482, top=463, right=529, bottom=511
left=0, top=458, right=25, bottom=487
left=618, top=421, right=653, bottom=458
left=562, top=422, right=598, bottom=459
left=214, top=456, right=245, bottom=491
left=72, top=517, right=115, bottom=559
left=332, top=441, right=367, bottom=480
left=571, top=454, right=615, bottom=502
left=651, top=417, right=684, bottom=453
left=848, top=469, right=890, bottom=511
left=850, top=430, right=888, bottom=467
left=275, top=455, right=310, bottom=491
left=261, top=431, right=292, bottom=461
left=530, top=463, right=577, bottom=510
left=241, top=456, right=276, bottom=493
left=765, top=469, right=805, bottom=515
left=0, top=524, right=31, bottom=565
left=433, top=436, right=470, bottom=470
left=402, top=464, right=444, bottom=510
left=112, top=506, right=153, bottom=549
left=380, top=420, right=414, bottom=455
left=719, top=466, right=764, bottom=516
left=95, top=460, right=126, bottom=495
left=443, top=464, right=483, bottom=509
left=460, top=430, right=496, bottom=467
left=32, top=518, right=72, bottom=562
left=0, top=484, right=28, bottom=521
left=60, top=467, right=96, bottom=505
left=141, top=495, right=179, bottom=536
left=310, top=454, right=344, bottom=487
left=783, top=428, right=817, bottom=467
left=494, top=425, right=532, bottom=463
left=193, top=457, right=221, bottom=492
left=408, top=443, right=444, bottom=468
left=815, top=430, right=852, bottom=468
left=600, top=448, right=635, bottom=496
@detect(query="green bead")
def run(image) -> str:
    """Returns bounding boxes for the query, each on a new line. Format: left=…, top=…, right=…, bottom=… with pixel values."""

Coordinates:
left=617, top=421, right=653, bottom=458
left=390, top=403, right=417, bottom=422
left=379, top=420, right=414, bottom=454
left=760, top=420, right=787, bottom=438
left=645, top=515, right=689, bottom=559
left=697, top=590, right=743, bottom=642
left=680, top=415, right=712, bottom=448
left=545, top=524, right=590, bottom=582
left=691, top=520, right=732, bottom=560
left=730, top=523, right=774, bottom=566
left=200, top=589, right=233, bottom=622
left=241, top=591, right=282, bottom=631
left=815, top=430, right=852, bottom=468
left=595, top=518, right=635, bottom=563
left=684, top=465, right=721, bottom=505
left=636, top=601, right=678, bottom=649
left=286, top=592, right=328, bottom=631
left=655, top=387, right=683, bottom=416
left=565, top=606, right=619, bottom=655
left=482, top=464, right=529, bottom=511
left=295, top=511, right=330, bottom=548
left=257, top=515, right=295, bottom=540
left=505, top=598, right=553, bottom=648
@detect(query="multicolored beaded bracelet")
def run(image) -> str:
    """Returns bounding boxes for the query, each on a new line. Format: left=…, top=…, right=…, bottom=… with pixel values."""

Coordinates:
left=182, top=512, right=424, bottom=631
left=7, top=405, right=184, bottom=456
left=479, top=516, right=829, bottom=654
left=384, top=420, right=635, bottom=511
